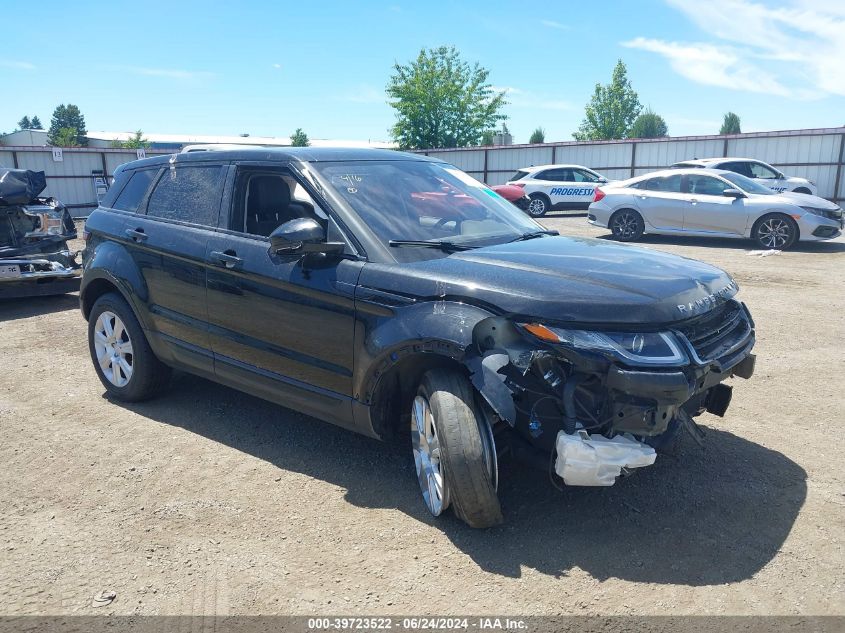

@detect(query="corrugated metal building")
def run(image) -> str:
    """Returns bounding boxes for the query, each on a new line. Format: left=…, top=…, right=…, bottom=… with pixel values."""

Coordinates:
left=420, top=127, right=845, bottom=204
left=2, top=126, right=843, bottom=214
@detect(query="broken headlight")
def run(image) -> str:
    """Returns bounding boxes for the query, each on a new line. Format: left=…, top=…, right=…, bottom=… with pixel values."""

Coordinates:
left=521, top=324, right=688, bottom=367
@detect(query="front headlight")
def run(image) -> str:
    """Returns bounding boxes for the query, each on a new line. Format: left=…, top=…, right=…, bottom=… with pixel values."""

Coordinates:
left=801, top=206, right=842, bottom=220
left=521, top=323, right=688, bottom=366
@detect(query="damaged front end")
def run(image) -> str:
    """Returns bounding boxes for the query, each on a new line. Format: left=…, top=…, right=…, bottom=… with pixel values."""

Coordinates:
left=0, top=198, right=81, bottom=299
left=466, top=300, right=756, bottom=487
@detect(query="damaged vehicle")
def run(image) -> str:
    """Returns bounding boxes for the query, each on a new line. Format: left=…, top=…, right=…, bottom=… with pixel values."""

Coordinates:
left=0, top=169, right=80, bottom=298
left=80, top=149, right=755, bottom=528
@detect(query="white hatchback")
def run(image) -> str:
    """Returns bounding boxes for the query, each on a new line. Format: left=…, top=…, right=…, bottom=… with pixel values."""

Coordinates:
left=507, top=164, right=608, bottom=217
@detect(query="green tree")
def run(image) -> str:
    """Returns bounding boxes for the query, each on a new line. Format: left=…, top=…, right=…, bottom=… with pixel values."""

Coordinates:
left=387, top=45, right=507, bottom=149
left=720, top=112, right=741, bottom=135
left=480, top=130, right=494, bottom=146
left=18, top=116, right=31, bottom=130
left=629, top=108, right=668, bottom=138
left=111, top=130, right=151, bottom=149
left=573, top=60, right=642, bottom=141
left=48, top=104, right=87, bottom=146
left=31, top=115, right=43, bottom=129
left=290, top=128, right=310, bottom=147
left=52, top=127, right=81, bottom=147
left=529, top=126, right=545, bottom=144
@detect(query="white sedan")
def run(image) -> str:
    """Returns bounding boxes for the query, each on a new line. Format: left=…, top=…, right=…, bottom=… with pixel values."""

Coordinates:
left=507, top=164, right=608, bottom=217
left=671, top=157, right=817, bottom=195
left=588, top=168, right=841, bottom=249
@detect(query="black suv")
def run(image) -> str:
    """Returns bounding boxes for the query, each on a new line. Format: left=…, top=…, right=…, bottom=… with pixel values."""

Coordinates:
left=81, top=148, right=756, bottom=528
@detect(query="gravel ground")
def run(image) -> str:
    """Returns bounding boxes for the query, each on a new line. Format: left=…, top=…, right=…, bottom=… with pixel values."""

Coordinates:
left=0, top=216, right=842, bottom=616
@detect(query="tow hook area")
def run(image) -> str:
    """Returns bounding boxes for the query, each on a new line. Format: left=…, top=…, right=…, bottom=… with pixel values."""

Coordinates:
left=554, top=430, right=656, bottom=486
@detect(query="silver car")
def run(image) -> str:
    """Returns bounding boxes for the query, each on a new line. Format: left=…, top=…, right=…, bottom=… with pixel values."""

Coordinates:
left=588, top=168, right=842, bottom=249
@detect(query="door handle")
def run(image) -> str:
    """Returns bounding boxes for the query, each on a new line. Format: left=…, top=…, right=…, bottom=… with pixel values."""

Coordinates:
left=210, top=250, right=243, bottom=269
left=124, top=228, right=148, bottom=242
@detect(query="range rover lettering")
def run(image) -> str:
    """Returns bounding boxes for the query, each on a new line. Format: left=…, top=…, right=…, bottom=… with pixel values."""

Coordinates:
left=81, top=149, right=756, bottom=528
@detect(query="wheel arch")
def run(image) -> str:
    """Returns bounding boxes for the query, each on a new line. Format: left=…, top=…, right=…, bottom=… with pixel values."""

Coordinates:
left=80, top=241, right=149, bottom=327
left=751, top=211, right=801, bottom=242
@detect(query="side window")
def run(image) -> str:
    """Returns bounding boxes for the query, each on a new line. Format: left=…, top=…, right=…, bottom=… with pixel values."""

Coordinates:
left=572, top=169, right=598, bottom=183
left=112, top=169, right=157, bottom=212
left=748, top=162, right=778, bottom=179
left=687, top=174, right=732, bottom=196
left=509, top=170, right=530, bottom=181
left=721, top=161, right=753, bottom=178
left=146, top=165, right=225, bottom=226
left=536, top=168, right=571, bottom=182
left=233, top=169, right=325, bottom=238
left=642, top=175, right=682, bottom=192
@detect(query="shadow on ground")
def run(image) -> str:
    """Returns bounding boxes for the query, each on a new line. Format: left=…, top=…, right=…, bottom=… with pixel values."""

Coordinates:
left=114, top=372, right=806, bottom=586
left=586, top=231, right=845, bottom=253
left=0, top=292, right=79, bottom=322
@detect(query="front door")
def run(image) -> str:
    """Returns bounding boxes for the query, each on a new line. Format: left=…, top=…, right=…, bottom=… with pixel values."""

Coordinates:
left=683, top=174, right=749, bottom=235
left=205, top=165, right=362, bottom=428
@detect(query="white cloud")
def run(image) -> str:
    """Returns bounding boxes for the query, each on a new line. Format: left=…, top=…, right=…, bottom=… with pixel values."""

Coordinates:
left=272, top=63, right=282, bottom=69
left=123, top=66, right=214, bottom=80
left=0, top=60, right=35, bottom=70
left=541, top=19, right=570, bottom=30
left=622, top=37, right=792, bottom=96
left=627, top=0, right=845, bottom=97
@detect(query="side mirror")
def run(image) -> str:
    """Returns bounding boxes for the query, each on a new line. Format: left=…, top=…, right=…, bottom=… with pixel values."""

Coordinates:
left=723, top=188, right=745, bottom=199
left=597, top=177, right=608, bottom=183
left=269, top=218, right=344, bottom=255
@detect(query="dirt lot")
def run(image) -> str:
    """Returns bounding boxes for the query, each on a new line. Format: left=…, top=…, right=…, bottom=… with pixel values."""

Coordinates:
left=0, top=216, right=843, bottom=616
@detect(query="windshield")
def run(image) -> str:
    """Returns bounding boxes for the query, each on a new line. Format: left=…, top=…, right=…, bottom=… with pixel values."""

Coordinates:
left=309, top=160, right=543, bottom=261
left=720, top=172, right=775, bottom=195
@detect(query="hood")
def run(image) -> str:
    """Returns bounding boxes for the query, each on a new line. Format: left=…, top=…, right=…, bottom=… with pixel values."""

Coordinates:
left=771, top=191, right=839, bottom=209
left=359, top=236, right=737, bottom=326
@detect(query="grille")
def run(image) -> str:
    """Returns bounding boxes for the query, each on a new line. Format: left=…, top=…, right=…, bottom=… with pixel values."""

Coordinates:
left=676, top=299, right=752, bottom=365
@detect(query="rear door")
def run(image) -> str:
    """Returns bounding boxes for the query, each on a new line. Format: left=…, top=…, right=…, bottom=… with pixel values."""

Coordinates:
left=683, top=174, right=749, bottom=235
left=204, top=163, right=362, bottom=428
left=123, top=162, right=227, bottom=374
left=631, top=174, right=685, bottom=230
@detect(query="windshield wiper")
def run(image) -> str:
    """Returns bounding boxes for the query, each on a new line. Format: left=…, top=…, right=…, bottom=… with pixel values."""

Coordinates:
left=388, top=239, right=478, bottom=252
left=507, top=229, right=559, bottom=243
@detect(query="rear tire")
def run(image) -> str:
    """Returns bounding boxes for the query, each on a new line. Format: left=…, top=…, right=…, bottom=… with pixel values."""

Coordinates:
left=412, top=369, right=503, bottom=528
left=527, top=194, right=550, bottom=217
left=752, top=213, right=798, bottom=250
left=609, top=209, right=645, bottom=242
left=88, top=292, right=171, bottom=401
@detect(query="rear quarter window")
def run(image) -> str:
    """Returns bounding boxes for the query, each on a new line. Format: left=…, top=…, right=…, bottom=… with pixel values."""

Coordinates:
left=146, top=165, right=225, bottom=226
left=112, top=169, right=158, bottom=212
left=509, top=170, right=530, bottom=181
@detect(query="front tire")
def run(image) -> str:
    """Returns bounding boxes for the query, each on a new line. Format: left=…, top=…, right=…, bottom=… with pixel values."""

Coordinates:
left=526, top=194, right=550, bottom=217
left=609, top=209, right=645, bottom=241
left=411, top=369, right=502, bottom=528
left=752, top=213, right=798, bottom=249
left=88, top=292, right=171, bottom=401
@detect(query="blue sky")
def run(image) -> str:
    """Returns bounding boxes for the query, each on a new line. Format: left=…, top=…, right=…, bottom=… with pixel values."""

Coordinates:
left=1, top=0, right=843, bottom=143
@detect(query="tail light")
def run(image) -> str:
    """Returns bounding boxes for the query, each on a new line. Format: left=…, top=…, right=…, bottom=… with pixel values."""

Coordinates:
left=593, top=188, right=606, bottom=202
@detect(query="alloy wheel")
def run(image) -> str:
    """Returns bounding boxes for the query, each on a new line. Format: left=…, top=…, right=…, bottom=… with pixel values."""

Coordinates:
left=758, top=218, right=792, bottom=249
left=93, top=311, right=134, bottom=387
left=411, top=395, right=450, bottom=516
left=612, top=212, right=639, bottom=239
left=527, top=198, right=547, bottom=216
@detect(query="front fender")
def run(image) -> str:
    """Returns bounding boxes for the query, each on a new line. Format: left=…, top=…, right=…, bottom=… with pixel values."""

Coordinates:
left=81, top=239, right=150, bottom=328
left=354, top=299, right=496, bottom=403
